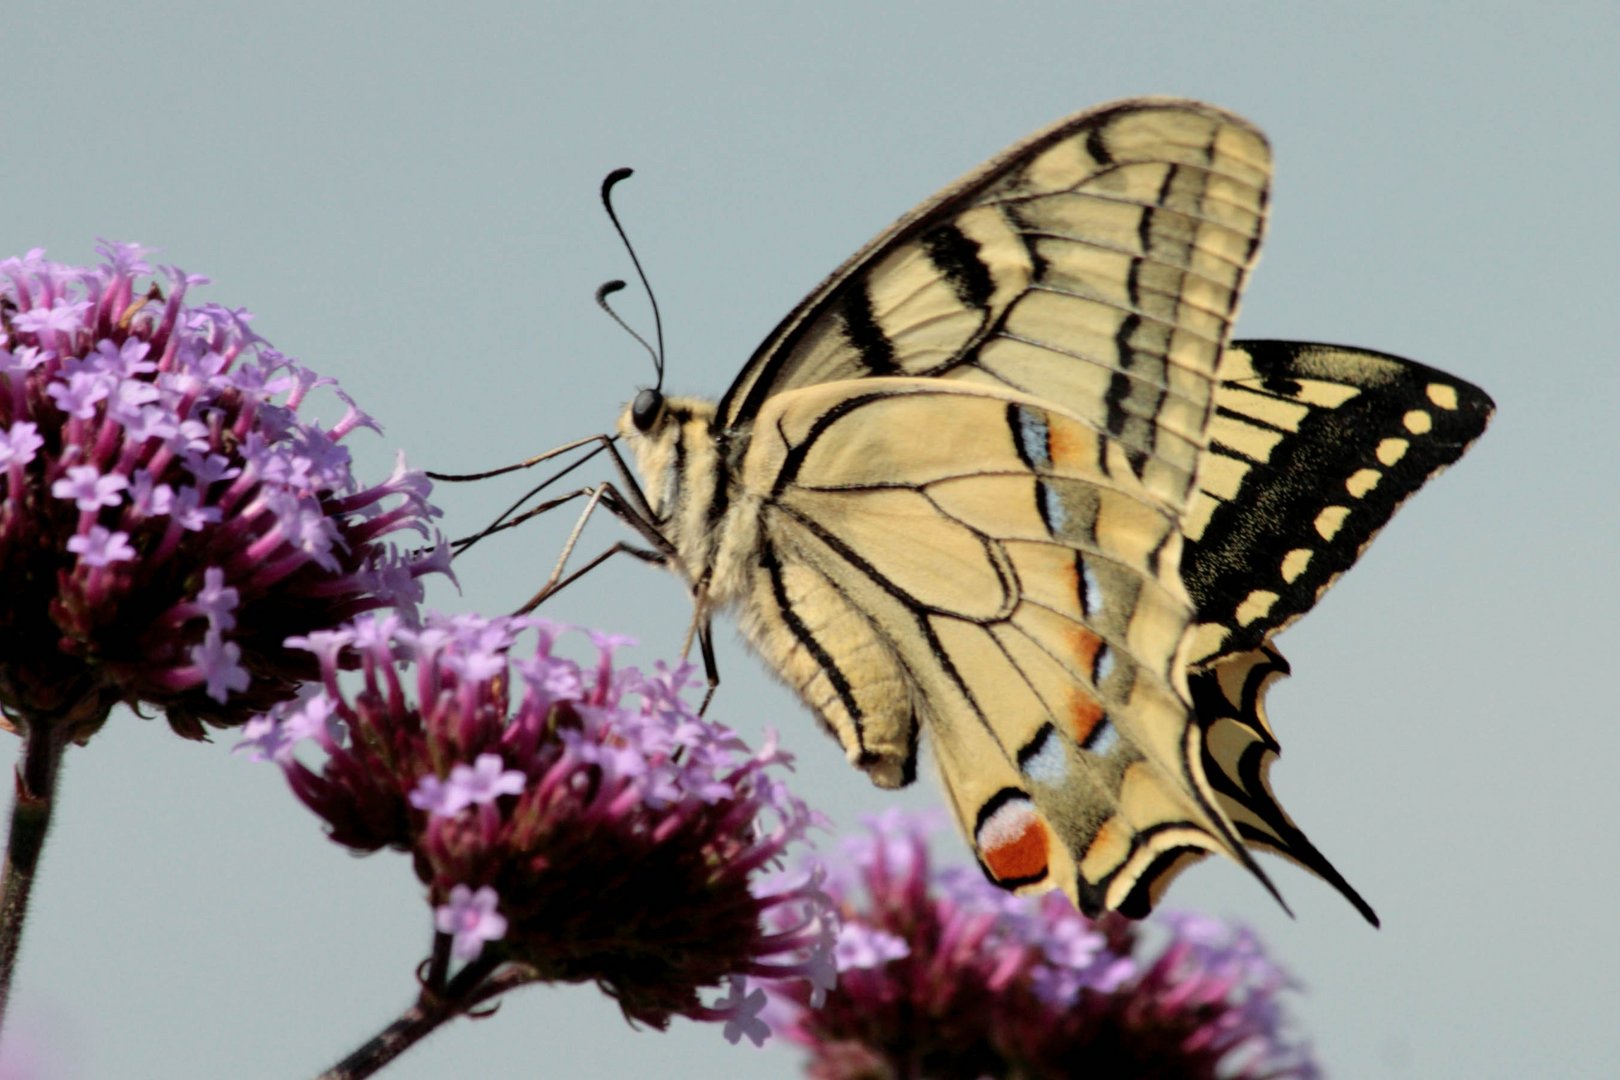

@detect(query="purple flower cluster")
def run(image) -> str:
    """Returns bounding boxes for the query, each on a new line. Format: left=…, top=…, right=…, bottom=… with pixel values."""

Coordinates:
left=0, top=243, right=447, bottom=740
left=765, top=811, right=1319, bottom=1079
left=238, top=612, right=835, bottom=1042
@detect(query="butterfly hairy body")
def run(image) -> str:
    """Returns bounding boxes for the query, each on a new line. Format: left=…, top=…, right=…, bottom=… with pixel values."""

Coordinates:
left=615, top=99, right=1492, bottom=923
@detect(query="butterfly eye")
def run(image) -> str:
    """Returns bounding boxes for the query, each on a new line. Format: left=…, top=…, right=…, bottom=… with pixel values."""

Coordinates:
left=631, top=388, right=664, bottom=432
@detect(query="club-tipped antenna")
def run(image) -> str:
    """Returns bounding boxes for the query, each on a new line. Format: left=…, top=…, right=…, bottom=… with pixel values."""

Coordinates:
left=600, top=167, right=665, bottom=390
left=595, top=281, right=660, bottom=379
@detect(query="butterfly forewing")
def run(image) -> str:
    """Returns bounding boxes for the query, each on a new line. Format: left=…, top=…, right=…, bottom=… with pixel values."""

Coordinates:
left=720, top=99, right=1271, bottom=509
left=1183, top=341, right=1495, bottom=665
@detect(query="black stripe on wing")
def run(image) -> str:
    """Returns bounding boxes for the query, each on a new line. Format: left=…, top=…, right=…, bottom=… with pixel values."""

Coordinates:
left=759, top=535, right=922, bottom=787
left=716, top=99, right=1267, bottom=433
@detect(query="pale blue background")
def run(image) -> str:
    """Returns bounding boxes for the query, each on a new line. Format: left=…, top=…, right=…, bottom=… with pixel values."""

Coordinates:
left=3, top=3, right=1616, bottom=1077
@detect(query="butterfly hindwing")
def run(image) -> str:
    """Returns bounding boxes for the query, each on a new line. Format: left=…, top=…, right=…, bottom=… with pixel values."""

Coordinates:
left=1188, top=644, right=1380, bottom=924
left=1169, top=341, right=1492, bottom=922
left=732, top=378, right=1275, bottom=914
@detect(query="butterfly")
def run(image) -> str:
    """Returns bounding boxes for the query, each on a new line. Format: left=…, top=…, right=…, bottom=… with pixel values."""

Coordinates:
left=576, top=98, right=1492, bottom=922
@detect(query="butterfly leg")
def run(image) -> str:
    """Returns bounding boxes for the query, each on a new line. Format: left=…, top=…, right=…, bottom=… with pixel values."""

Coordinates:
left=514, top=481, right=668, bottom=613
left=429, top=431, right=622, bottom=485
left=694, top=617, right=720, bottom=716
left=668, top=571, right=723, bottom=715
left=515, top=537, right=667, bottom=613
left=448, top=433, right=663, bottom=555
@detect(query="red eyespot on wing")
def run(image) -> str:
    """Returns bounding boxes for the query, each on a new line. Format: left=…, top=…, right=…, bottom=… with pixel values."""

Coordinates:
left=976, top=795, right=1049, bottom=885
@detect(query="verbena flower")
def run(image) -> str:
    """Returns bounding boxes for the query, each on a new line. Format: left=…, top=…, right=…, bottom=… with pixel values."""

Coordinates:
left=765, top=811, right=1319, bottom=1080
left=238, top=612, right=835, bottom=1044
left=0, top=243, right=448, bottom=741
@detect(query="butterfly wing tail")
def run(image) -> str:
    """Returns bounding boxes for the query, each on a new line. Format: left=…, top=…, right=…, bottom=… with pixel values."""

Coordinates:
left=1192, top=645, right=1380, bottom=925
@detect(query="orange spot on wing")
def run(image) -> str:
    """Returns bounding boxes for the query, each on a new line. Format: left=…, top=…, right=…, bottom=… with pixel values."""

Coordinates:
left=1068, top=627, right=1102, bottom=671
left=982, top=813, right=1050, bottom=883
left=1045, top=415, right=1087, bottom=469
left=1063, top=557, right=1081, bottom=598
left=1067, top=691, right=1105, bottom=744
left=1064, top=627, right=1106, bottom=742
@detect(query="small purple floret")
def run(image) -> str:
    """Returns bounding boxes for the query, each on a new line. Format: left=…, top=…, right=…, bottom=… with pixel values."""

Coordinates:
left=51, top=465, right=128, bottom=510
left=0, top=243, right=450, bottom=740
left=240, top=612, right=835, bottom=1043
left=763, top=812, right=1320, bottom=1079
left=66, top=525, right=137, bottom=567
left=434, top=884, right=508, bottom=961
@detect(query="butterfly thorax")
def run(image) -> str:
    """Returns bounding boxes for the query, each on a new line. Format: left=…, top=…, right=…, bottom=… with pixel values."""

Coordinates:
left=618, top=394, right=759, bottom=608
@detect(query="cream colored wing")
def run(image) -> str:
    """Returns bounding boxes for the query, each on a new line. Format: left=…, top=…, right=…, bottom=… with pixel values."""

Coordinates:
left=706, top=100, right=1279, bottom=917
left=717, top=98, right=1271, bottom=524
left=727, top=377, right=1281, bottom=917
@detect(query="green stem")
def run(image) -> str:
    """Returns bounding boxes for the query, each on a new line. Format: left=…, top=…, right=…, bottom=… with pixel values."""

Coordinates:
left=0, top=719, right=68, bottom=1037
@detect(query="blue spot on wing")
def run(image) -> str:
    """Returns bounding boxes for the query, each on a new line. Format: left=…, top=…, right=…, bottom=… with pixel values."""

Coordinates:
left=1038, top=479, right=1068, bottom=535
left=1010, top=404, right=1051, bottom=470
left=1094, top=642, right=1116, bottom=683
left=1084, top=718, right=1121, bottom=757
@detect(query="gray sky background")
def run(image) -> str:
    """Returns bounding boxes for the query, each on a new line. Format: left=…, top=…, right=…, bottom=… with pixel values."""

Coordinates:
left=3, top=3, right=1616, bottom=1078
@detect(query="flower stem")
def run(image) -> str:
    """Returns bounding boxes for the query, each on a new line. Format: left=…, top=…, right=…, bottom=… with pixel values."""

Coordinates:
left=315, top=955, right=502, bottom=1080
left=0, top=719, right=69, bottom=1037
left=313, top=994, right=461, bottom=1080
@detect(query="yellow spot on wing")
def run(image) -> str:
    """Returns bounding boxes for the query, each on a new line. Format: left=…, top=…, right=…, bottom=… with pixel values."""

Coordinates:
left=1346, top=468, right=1381, bottom=498
left=1218, top=385, right=1310, bottom=433
left=1403, top=408, right=1434, bottom=435
left=1280, top=547, right=1313, bottom=583
left=1315, top=505, right=1350, bottom=540
left=1289, top=379, right=1360, bottom=408
left=1376, top=437, right=1409, bottom=466
left=1081, top=816, right=1130, bottom=881
left=1187, top=622, right=1228, bottom=663
left=1235, top=590, right=1279, bottom=626
left=1198, top=452, right=1248, bottom=501
left=1425, top=383, right=1460, bottom=410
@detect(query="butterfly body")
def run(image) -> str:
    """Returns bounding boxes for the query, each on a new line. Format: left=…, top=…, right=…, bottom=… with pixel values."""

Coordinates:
left=615, top=99, right=1491, bottom=921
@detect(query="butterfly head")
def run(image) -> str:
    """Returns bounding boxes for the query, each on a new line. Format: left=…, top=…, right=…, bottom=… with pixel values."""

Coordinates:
left=629, top=387, right=664, bottom=434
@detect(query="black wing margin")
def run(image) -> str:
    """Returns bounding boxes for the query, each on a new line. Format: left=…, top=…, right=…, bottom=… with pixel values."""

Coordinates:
left=1183, top=340, right=1494, bottom=665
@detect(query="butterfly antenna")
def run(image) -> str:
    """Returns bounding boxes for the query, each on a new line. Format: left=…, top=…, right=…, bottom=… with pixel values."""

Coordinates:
left=600, top=167, right=666, bottom=390
left=595, top=281, right=660, bottom=380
